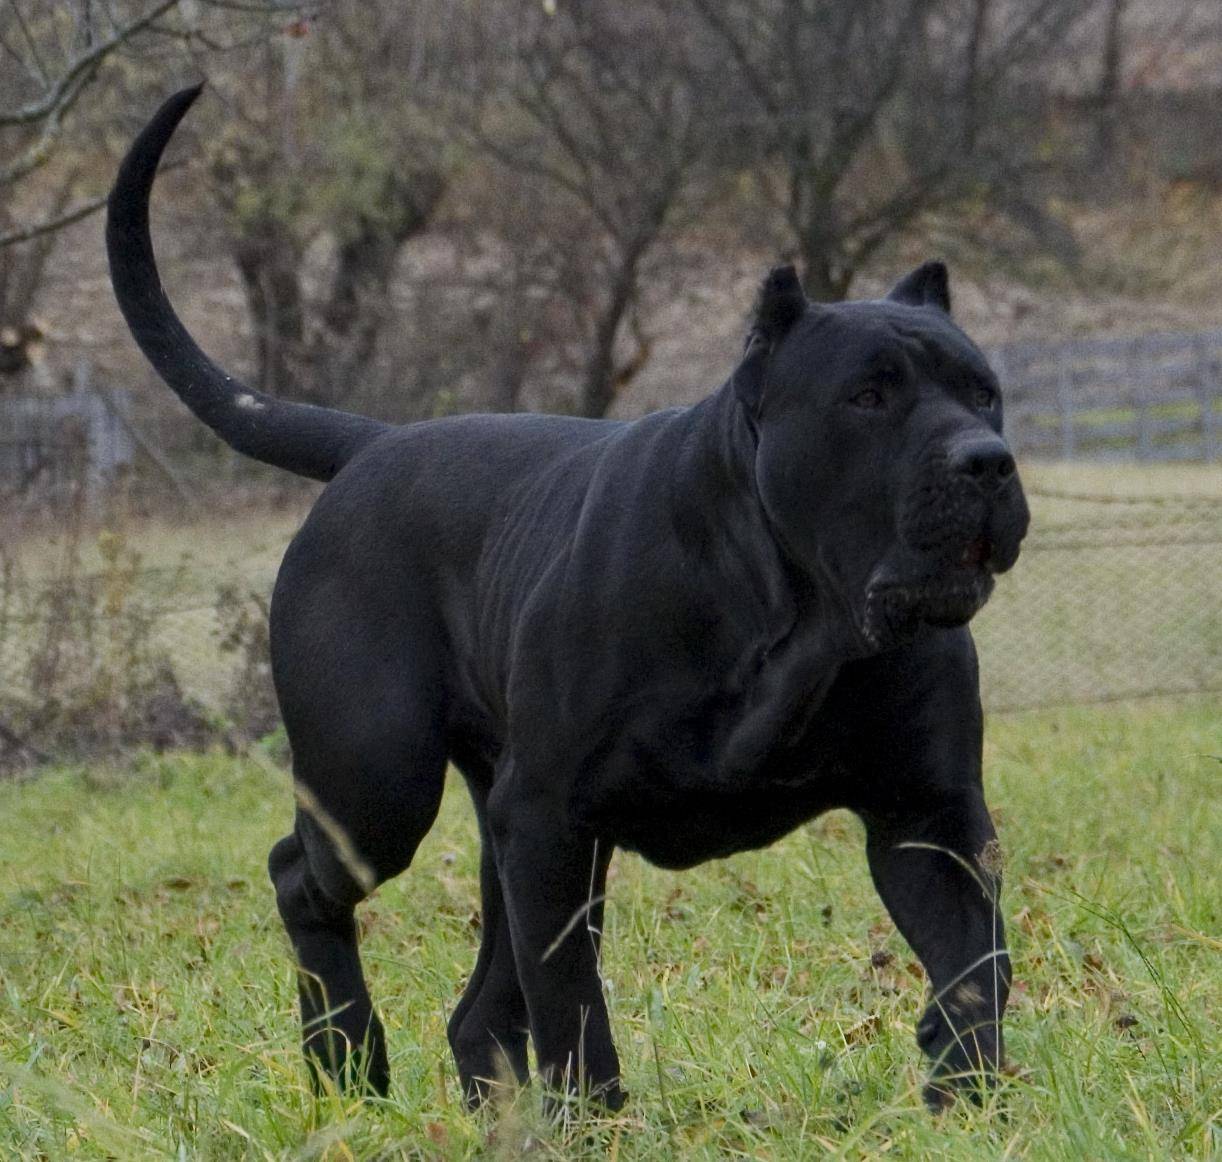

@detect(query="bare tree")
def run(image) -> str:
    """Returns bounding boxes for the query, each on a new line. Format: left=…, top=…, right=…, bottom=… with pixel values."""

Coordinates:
left=0, top=1, right=176, bottom=199
left=1094, top=0, right=1128, bottom=160
left=469, top=2, right=709, bottom=418
left=0, top=1, right=163, bottom=377
left=453, top=166, right=598, bottom=415
left=0, top=1, right=299, bottom=242
left=205, top=4, right=452, bottom=408
left=0, top=0, right=300, bottom=383
left=688, top=0, right=1095, bottom=300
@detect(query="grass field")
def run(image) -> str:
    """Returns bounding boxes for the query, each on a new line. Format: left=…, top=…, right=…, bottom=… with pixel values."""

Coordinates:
left=0, top=698, right=1217, bottom=1159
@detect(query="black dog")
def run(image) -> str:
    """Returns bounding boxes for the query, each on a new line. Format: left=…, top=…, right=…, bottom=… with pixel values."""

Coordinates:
left=107, top=87, right=1029, bottom=1112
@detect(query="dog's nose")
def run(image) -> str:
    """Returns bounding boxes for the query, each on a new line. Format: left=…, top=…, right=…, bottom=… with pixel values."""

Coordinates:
left=948, top=435, right=1015, bottom=491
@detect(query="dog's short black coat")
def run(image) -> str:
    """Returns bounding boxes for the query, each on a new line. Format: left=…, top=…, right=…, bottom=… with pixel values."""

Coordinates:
left=107, top=87, right=1030, bottom=1112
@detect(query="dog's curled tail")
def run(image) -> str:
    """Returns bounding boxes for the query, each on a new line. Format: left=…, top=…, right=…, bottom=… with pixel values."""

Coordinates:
left=106, top=85, right=388, bottom=482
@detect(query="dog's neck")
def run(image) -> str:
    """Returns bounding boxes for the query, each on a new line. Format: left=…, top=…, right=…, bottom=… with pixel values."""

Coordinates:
left=677, top=380, right=863, bottom=640
left=665, top=383, right=866, bottom=782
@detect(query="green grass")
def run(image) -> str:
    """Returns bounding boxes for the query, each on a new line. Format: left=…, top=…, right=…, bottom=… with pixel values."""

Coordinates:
left=970, top=460, right=1221, bottom=709
left=1029, top=399, right=1220, bottom=431
left=1, top=699, right=1218, bottom=1159
left=1017, top=460, right=1222, bottom=503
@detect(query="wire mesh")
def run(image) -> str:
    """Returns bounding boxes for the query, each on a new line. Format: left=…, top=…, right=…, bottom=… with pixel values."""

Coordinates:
left=974, top=487, right=1220, bottom=710
left=0, top=486, right=1217, bottom=765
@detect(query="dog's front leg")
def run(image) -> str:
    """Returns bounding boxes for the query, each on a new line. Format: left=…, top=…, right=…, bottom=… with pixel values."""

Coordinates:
left=858, top=789, right=1010, bottom=1110
left=488, top=776, right=624, bottom=1113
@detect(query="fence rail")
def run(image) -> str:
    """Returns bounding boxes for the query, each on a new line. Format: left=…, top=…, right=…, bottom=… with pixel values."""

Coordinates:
left=992, top=329, right=1222, bottom=462
left=3, top=330, right=1219, bottom=507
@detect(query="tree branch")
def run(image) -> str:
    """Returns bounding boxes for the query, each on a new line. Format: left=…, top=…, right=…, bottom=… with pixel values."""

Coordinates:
left=0, top=0, right=181, bottom=127
left=0, top=60, right=98, bottom=186
left=687, top=0, right=781, bottom=120
left=0, top=191, right=108, bottom=249
left=9, top=1, right=51, bottom=87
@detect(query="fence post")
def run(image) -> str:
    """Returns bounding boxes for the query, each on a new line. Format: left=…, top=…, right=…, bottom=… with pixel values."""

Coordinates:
left=72, top=360, right=104, bottom=511
left=1194, top=335, right=1218, bottom=462
left=1056, top=349, right=1075, bottom=458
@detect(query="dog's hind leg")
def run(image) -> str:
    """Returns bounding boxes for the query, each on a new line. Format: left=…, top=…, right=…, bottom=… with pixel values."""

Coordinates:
left=267, top=611, right=448, bottom=1097
left=446, top=769, right=530, bottom=1108
left=269, top=820, right=393, bottom=1095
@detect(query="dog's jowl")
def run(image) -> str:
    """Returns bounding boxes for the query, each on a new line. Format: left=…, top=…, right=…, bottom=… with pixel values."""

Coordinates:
left=108, top=87, right=1029, bottom=1112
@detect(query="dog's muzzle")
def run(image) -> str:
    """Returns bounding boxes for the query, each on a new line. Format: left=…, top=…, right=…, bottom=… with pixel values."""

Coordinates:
left=861, top=432, right=1029, bottom=649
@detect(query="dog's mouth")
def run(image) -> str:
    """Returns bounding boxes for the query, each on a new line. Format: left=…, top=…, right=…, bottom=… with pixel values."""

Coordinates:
left=860, top=548, right=998, bottom=651
left=958, top=535, right=993, bottom=569
left=852, top=430, right=1029, bottom=652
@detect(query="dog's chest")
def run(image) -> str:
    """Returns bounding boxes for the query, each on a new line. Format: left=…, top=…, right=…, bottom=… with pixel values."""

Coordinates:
left=571, top=697, right=848, bottom=870
left=595, top=754, right=845, bottom=869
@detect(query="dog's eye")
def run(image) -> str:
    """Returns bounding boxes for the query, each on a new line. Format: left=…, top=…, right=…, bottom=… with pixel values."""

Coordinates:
left=974, top=386, right=996, bottom=409
left=850, top=387, right=885, bottom=410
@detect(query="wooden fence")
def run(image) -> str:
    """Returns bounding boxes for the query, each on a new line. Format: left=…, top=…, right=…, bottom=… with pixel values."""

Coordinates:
left=991, top=329, right=1222, bottom=462
left=2, top=330, right=1219, bottom=500
left=0, top=381, right=134, bottom=503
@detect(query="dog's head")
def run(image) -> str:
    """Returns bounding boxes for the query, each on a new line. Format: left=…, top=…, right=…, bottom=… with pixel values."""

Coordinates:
left=734, top=262, right=1029, bottom=652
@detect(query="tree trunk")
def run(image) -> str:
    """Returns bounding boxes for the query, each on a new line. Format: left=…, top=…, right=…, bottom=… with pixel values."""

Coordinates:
left=797, top=216, right=854, bottom=303
left=232, top=215, right=306, bottom=399
left=0, top=177, right=75, bottom=377
left=230, top=170, right=445, bottom=409
left=578, top=243, right=643, bottom=419
left=489, top=339, right=529, bottom=413
left=1095, top=0, right=1127, bottom=165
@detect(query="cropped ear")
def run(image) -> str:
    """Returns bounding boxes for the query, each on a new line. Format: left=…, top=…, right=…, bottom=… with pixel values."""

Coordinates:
left=752, top=263, right=807, bottom=339
left=887, top=260, right=951, bottom=314
left=733, top=264, right=807, bottom=415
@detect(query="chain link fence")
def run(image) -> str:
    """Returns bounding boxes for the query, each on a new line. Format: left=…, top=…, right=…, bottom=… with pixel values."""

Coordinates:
left=0, top=542, right=281, bottom=766
left=0, top=485, right=1218, bottom=767
left=973, top=487, right=1220, bottom=710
